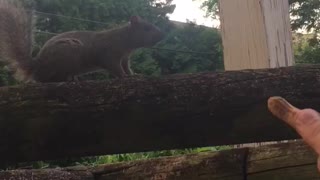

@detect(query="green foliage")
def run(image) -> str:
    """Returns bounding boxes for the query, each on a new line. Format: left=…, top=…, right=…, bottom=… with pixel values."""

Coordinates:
left=155, top=24, right=223, bottom=74
left=289, top=0, right=320, bottom=32
left=297, top=45, right=320, bottom=64
left=28, top=0, right=175, bottom=52
left=32, top=0, right=174, bottom=30
left=197, top=0, right=219, bottom=19
left=293, top=33, right=320, bottom=64
left=131, top=49, right=161, bottom=76
left=131, top=23, right=223, bottom=76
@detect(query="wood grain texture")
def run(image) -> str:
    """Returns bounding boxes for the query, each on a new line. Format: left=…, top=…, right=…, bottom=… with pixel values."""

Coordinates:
left=219, top=0, right=294, bottom=70
left=261, top=0, right=294, bottom=68
left=247, top=141, right=319, bottom=179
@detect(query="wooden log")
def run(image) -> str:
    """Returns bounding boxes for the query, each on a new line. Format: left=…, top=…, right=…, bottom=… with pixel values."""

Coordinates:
left=1, top=140, right=319, bottom=180
left=1, top=65, right=320, bottom=165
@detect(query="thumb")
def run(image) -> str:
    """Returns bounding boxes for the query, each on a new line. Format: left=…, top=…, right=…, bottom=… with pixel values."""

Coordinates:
left=268, top=97, right=320, bottom=155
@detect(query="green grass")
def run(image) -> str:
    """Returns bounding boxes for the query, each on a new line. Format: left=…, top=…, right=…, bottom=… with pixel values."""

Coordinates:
left=10, top=146, right=231, bottom=170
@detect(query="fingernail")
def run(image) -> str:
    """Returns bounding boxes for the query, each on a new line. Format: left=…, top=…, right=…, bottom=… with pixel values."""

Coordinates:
left=268, top=96, right=298, bottom=126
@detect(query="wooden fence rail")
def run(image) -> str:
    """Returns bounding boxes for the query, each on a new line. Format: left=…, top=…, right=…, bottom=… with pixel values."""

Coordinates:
left=0, top=140, right=319, bottom=179
left=1, top=65, right=320, bottom=165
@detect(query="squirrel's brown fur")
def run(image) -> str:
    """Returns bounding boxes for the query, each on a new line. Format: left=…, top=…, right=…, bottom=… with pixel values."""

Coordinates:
left=0, top=0, right=164, bottom=82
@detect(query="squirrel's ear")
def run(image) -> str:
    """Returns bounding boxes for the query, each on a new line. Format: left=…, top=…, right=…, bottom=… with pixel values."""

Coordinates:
left=130, top=16, right=141, bottom=25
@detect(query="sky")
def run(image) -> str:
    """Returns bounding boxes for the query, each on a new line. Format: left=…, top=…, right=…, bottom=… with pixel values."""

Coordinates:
left=168, top=0, right=220, bottom=27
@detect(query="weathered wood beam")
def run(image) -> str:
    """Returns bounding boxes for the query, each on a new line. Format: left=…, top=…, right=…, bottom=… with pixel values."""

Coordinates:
left=247, top=140, right=319, bottom=179
left=1, top=65, right=320, bottom=165
left=1, top=140, right=319, bottom=180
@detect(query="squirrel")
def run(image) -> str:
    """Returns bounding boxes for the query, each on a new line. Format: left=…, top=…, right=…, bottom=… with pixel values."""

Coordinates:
left=0, top=0, right=164, bottom=83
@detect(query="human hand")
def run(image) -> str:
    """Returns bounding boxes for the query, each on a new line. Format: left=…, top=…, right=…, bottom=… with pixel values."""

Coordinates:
left=268, top=96, right=320, bottom=171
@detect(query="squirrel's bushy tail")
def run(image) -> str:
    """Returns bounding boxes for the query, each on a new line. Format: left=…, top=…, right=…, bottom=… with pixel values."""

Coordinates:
left=0, top=0, right=34, bottom=81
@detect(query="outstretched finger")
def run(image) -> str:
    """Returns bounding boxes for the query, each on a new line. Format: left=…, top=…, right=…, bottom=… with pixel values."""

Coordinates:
left=268, top=96, right=299, bottom=128
left=268, top=96, right=320, bottom=155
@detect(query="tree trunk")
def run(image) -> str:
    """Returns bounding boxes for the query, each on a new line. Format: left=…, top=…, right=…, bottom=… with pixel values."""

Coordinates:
left=1, top=65, right=320, bottom=165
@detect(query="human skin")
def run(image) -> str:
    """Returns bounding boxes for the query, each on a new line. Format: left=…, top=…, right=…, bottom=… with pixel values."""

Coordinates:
left=268, top=96, right=320, bottom=172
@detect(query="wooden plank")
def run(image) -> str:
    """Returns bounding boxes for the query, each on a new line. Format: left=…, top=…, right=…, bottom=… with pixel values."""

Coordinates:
left=1, top=65, right=320, bottom=165
left=219, top=0, right=294, bottom=70
left=247, top=140, right=320, bottom=179
left=0, top=149, right=246, bottom=180
left=1, top=141, right=319, bottom=179
left=0, top=168, right=94, bottom=180
left=248, top=165, right=319, bottom=180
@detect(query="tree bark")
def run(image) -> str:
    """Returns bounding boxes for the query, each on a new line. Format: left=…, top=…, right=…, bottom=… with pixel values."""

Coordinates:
left=1, top=140, right=319, bottom=180
left=1, top=65, right=320, bottom=165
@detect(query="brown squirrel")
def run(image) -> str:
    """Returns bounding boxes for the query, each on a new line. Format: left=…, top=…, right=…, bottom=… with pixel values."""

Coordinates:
left=0, top=1, right=164, bottom=83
